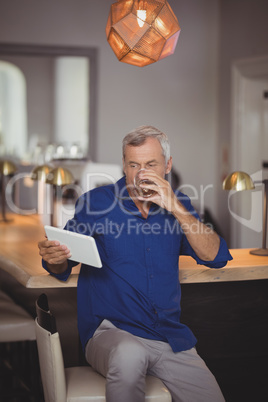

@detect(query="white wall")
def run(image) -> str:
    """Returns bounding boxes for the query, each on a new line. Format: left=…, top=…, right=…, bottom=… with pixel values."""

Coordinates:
left=97, top=0, right=220, bottom=218
left=0, top=0, right=222, bottom=232
left=1, top=0, right=268, bottom=245
left=218, top=0, right=268, bottom=242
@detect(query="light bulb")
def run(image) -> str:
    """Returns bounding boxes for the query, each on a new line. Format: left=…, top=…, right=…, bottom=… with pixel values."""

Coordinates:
left=137, top=9, right=146, bottom=27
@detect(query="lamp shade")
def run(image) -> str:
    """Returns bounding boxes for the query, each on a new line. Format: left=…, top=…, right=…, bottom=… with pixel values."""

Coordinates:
left=106, top=0, right=181, bottom=67
left=31, top=164, right=52, bottom=182
left=45, top=167, right=74, bottom=186
left=0, top=160, right=17, bottom=176
left=223, top=171, right=255, bottom=191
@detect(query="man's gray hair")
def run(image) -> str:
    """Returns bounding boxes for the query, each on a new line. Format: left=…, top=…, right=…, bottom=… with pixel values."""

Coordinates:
left=122, top=125, right=171, bottom=164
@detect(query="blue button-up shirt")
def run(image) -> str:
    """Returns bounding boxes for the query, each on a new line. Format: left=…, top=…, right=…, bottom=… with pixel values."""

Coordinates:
left=43, top=176, right=232, bottom=353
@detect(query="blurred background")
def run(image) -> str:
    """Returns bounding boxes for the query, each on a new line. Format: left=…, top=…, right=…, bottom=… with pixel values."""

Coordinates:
left=0, top=0, right=268, bottom=246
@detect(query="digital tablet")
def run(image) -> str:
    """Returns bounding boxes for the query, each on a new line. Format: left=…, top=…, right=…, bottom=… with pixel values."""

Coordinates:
left=44, top=226, right=102, bottom=268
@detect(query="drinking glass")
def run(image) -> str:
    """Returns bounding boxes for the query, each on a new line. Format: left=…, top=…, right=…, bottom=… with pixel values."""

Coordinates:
left=134, top=169, right=157, bottom=198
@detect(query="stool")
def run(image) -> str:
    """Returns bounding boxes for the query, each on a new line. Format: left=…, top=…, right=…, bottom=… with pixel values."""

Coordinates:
left=0, top=289, right=40, bottom=399
left=36, top=293, right=172, bottom=401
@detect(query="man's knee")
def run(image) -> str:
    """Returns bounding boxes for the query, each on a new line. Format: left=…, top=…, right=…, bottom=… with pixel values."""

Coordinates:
left=108, top=338, right=148, bottom=380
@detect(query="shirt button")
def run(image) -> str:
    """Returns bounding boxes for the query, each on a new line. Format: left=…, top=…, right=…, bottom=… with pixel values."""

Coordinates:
left=146, top=248, right=150, bottom=252
left=150, top=274, right=154, bottom=279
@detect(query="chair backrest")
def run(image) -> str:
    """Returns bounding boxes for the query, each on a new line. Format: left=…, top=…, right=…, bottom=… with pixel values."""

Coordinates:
left=35, top=293, right=67, bottom=402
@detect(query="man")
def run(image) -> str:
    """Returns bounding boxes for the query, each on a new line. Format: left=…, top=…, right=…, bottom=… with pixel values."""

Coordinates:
left=39, top=125, right=232, bottom=402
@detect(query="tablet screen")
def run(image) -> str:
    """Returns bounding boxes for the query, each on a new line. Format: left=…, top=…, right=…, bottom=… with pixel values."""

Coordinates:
left=44, top=226, right=102, bottom=268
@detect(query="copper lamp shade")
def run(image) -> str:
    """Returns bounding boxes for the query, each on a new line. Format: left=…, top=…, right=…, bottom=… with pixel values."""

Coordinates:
left=106, top=0, right=181, bottom=67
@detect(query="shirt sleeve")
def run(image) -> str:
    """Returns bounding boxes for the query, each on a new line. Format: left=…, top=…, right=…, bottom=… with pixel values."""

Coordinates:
left=42, top=258, right=75, bottom=281
left=177, top=191, right=233, bottom=268
left=180, top=234, right=233, bottom=268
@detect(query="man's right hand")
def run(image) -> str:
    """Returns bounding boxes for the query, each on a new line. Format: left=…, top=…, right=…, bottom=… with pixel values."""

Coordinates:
left=38, top=239, right=71, bottom=273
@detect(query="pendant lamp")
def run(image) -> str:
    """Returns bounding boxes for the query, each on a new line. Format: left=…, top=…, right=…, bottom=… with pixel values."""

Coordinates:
left=106, top=0, right=181, bottom=67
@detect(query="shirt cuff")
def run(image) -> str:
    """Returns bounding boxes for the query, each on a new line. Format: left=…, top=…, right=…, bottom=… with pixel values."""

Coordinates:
left=195, top=237, right=233, bottom=269
left=42, top=258, right=74, bottom=281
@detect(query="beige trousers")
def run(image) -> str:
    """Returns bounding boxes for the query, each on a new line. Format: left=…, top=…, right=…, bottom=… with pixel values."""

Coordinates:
left=85, top=320, right=225, bottom=402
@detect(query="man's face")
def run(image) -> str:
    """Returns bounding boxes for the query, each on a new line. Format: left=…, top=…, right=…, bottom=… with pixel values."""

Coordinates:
left=123, top=137, right=172, bottom=193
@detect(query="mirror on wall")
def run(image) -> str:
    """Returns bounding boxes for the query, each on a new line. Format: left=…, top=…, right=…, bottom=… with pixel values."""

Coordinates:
left=0, top=43, right=98, bottom=163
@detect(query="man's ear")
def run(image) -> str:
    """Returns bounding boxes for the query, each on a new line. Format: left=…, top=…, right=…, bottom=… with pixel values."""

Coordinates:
left=165, top=157, right=172, bottom=174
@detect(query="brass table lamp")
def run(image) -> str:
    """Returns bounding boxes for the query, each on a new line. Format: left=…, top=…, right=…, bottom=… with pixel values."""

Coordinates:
left=223, top=171, right=268, bottom=256
left=0, top=160, right=17, bottom=222
left=31, top=164, right=52, bottom=182
left=31, top=164, right=53, bottom=223
left=45, top=167, right=74, bottom=227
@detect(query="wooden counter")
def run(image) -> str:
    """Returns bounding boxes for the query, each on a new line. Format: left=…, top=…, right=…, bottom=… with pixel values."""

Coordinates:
left=0, top=214, right=80, bottom=288
left=1, top=214, right=268, bottom=288
left=1, top=215, right=268, bottom=400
